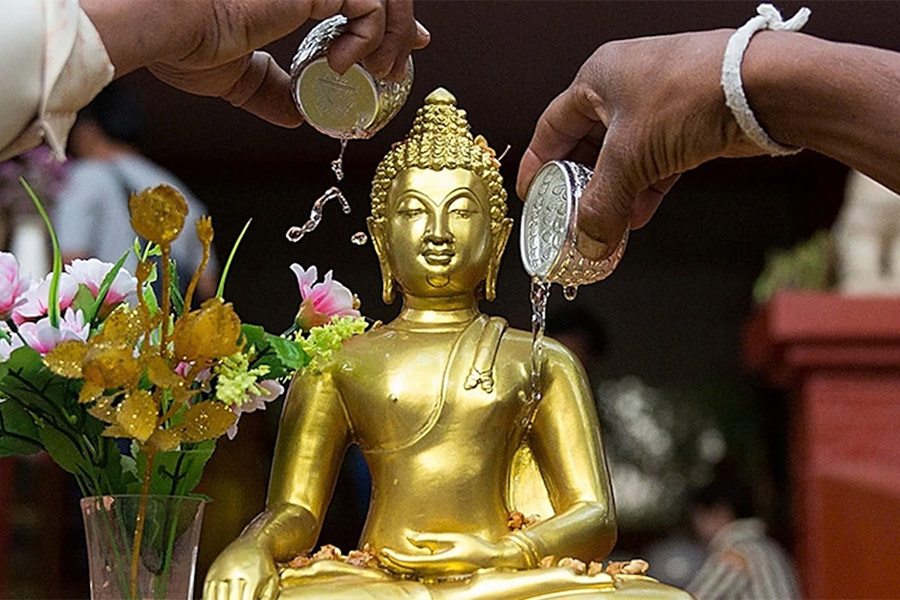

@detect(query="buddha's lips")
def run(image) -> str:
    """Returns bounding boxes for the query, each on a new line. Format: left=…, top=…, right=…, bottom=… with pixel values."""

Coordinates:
left=422, top=250, right=454, bottom=266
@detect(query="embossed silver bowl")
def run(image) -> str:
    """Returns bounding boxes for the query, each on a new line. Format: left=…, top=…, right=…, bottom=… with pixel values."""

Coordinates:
left=520, top=160, right=628, bottom=287
left=290, top=15, right=414, bottom=139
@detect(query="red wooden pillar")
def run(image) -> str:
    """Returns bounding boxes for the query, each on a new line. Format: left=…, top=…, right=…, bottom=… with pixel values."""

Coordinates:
left=744, top=292, right=900, bottom=600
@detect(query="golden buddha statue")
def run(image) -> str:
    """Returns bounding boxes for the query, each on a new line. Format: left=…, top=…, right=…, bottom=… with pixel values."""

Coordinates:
left=204, top=89, right=690, bottom=600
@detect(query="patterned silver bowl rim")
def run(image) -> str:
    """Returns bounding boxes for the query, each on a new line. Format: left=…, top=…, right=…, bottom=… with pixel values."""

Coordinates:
left=520, top=160, right=628, bottom=287
left=290, top=15, right=414, bottom=139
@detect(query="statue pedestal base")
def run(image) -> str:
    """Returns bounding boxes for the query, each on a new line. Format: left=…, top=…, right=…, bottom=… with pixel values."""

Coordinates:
left=744, top=292, right=900, bottom=600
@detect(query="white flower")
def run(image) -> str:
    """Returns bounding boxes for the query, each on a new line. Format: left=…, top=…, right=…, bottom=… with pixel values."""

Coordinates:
left=65, top=258, right=136, bottom=305
left=17, top=308, right=89, bottom=355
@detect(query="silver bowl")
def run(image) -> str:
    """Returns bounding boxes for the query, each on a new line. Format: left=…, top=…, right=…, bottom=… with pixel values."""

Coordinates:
left=520, top=160, right=628, bottom=287
left=290, top=16, right=414, bottom=139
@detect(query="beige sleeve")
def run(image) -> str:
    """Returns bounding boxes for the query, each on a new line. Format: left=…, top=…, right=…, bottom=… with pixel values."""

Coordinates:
left=0, top=0, right=114, bottom=162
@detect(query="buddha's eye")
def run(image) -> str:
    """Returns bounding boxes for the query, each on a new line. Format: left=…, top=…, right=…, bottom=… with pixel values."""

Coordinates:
left=448, top=196, right=479, bottom=220
left=398, top=207, right=426, bottom=218
left=396, top=197, right=427, bottom=218
left=450, top=209, right=473, bottom=220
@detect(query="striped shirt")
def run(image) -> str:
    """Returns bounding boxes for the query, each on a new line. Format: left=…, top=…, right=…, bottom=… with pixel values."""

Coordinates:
left=687, top=518, right=800, bottom=600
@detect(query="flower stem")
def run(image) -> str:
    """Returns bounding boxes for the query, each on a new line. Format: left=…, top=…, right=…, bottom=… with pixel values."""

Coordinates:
left=19, top=177, right=61, bottom=327
left=130, top=446, right=156, bottom=597
left=216, top=218, right=252, bottom=299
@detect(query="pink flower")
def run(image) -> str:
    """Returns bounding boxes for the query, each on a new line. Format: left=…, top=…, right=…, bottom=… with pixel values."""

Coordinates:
left=0, top=252, right=29, bottom=318
left=291, top=264, right=360, bottom=330
left=226, top=380, right=284, bottom=440
left=175, top=360, right=212, bottom=383
left=17, top=308, right=89, bottom=355
left=12, top=272, right=78, bottom=325
left=0, top=333, right=24, bottom=362
left=65, top=258, right=137, bottom=305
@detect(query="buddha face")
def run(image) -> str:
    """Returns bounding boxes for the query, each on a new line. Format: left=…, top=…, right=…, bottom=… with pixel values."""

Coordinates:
left=376, top=167, right=495, bottom=298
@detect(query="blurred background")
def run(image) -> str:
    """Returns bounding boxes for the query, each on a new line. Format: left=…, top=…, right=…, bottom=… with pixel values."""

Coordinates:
left=2, top=1, right=900, bottom=598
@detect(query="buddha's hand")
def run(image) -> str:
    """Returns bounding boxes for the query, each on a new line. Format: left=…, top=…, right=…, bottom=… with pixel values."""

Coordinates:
left=516, top=30, right=771, bottom=261
left=203, top=540, right=279, bottom=600
left=379, top=532, right=528, bottom=578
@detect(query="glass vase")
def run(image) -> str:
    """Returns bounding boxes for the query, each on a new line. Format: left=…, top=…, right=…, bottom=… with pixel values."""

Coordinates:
left=80, top=495, right=206, bottom=600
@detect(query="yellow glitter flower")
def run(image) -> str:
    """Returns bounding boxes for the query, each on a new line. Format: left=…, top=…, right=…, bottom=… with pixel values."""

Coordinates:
left=129, top=184, right=188, bottom=245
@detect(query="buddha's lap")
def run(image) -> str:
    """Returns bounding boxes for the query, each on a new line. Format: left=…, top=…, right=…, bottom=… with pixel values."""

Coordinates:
left=276, top=562, right=692, bottom=600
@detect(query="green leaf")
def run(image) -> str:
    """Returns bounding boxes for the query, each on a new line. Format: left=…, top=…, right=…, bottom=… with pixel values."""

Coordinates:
left=241, top=324, right=308, bottom=379
left=134, top=440, right=216, bottom=497
left=37, top=423, right=88, bottom=475
left=0, top=399, right=42, bottom=457
left=217, top=218, right=252, bottom=299
left=267, top=335, right=309, bottom=371
left=168, top=259, right=184, bottom=316
left=21, top=178, right=62, bottom=327
left=70, top=284, right=96, bottom=314
left=85, top=250, right=130, bottom=324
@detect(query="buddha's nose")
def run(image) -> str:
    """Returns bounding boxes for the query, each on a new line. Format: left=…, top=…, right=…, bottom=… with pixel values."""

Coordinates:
left=425, top=213, right=453, bottom=244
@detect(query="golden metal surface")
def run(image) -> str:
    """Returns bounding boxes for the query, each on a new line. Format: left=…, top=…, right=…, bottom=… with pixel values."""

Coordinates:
left=203, top=89, right=690, bottom=600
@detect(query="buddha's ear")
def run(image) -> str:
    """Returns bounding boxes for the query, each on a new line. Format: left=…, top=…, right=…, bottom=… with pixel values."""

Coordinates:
left=485, top=217, right=513, bottom=301
left=367, top=216, right=396, bottom=304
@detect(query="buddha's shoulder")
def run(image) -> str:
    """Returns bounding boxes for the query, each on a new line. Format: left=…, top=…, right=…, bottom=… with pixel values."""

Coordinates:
left=498, top=324, right=583, bottom=368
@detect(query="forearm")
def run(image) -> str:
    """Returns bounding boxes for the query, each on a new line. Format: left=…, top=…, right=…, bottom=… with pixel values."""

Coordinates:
left=237, top=502, right=320, bottom=561
left=79, top=0, right=195, bottom=76
left=745, top=31, right=900, bottom=191
left=511, top=500, right=616, bottom=565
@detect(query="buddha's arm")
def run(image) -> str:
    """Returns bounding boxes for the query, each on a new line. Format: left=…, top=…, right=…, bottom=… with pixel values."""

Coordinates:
left=515, top=341, right=616, bottom=564
left=237, top=368, right=352, bottom=560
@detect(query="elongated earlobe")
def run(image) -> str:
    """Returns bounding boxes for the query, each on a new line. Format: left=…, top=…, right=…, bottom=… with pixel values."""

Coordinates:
left=485, top=217, right=513, bottom=301
left=367, top=217, right=396, bottom=304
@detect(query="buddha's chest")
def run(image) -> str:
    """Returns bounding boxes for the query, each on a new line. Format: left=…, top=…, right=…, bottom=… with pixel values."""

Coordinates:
left=335, top=330, right=528, bottom=453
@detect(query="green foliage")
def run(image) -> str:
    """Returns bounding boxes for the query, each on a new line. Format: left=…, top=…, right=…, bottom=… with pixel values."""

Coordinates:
left=242, top=324, right=309, bottom=379
left=0, top=397, right=41, bottom=457
left=0, top=346, right=126, bottom=495
left=753, top=230, right=834, bottom=303
left=130, top=440, right=216, bottom=497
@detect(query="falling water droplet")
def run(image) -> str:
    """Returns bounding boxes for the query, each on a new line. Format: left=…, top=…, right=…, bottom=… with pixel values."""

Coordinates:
left=284, top=187, right=349, bottom=243
left=286, top=227, right=303, bottom=242
left=351, top=231, right=368, bottom=245
left=331, top=136, right=349, bottom=182
left=563, top=285, right=578, bottom=301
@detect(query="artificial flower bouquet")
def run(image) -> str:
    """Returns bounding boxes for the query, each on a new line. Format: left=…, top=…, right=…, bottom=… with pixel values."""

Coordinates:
left=0, top=180, right=366, bottom=597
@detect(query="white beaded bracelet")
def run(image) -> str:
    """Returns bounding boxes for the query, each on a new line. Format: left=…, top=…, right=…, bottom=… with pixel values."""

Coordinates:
left=721, top=3, right=811, bottom=156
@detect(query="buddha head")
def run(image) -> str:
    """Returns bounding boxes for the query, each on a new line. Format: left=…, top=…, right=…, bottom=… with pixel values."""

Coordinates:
left=368, top=88, right=513, bottom=304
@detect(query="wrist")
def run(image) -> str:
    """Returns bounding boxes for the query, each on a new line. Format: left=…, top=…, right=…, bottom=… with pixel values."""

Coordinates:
left=496, top=533, right=539, bottom=569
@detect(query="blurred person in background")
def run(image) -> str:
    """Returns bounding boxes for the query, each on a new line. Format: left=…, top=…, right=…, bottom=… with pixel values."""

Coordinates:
left=55, top=82, right=219, bottom=297
left=687, top=474, right=799, bottom=600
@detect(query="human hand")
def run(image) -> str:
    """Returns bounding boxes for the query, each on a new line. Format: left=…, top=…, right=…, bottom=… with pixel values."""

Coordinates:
left=516, top=30, right=768, bottom=260
left=378, top=532, right=525, bottom=577
left=82, top=0, right=430, bottom=127
left=203, top=539, right=279, bottom=600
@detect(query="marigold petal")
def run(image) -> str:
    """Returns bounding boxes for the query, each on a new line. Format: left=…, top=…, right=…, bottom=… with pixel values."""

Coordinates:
left=172, top=298, right=242, bottom=362
left=178, top=401, right=236, bottom=442
left=117, top=390, right=158, bottom=442
left=87, top=395, right=118, bottom=424
left=101, top=424, right=129, bottom=438
left=43, top=340, right=87, bottom=378
left=79, top=381, right=104, bottom=404
left=146, top=355, right=183, bottom=389
left=147, top=428, right=181, bottom=452
left=97, top=305, right=144, bottom=345
left=83, top=341, right=141, bottom=389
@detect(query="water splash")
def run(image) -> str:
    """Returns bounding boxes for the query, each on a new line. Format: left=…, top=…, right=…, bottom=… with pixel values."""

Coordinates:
left=529, top=277, right=551, bottom=413
left=285, top=186, right=350, bottom=243
left=331, top=136, right=349, bottom=182
left=351, top=231, right=368, bottom=245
